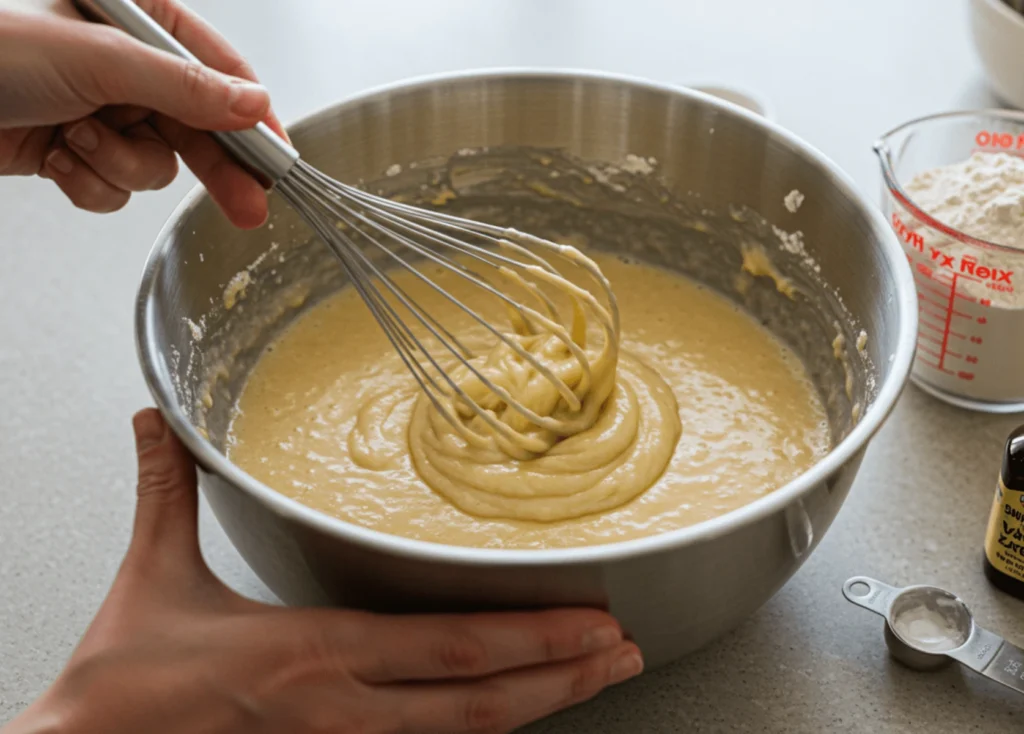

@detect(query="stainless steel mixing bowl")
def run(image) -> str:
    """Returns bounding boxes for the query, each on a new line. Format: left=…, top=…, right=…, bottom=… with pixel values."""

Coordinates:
left=136, top=70, right=917, bottom=668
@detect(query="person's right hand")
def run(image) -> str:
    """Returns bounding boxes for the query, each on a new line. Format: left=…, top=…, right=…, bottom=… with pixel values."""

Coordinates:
left=0, top=0, right=289, bottom=228
left=3, top=409, right=643, bottom=734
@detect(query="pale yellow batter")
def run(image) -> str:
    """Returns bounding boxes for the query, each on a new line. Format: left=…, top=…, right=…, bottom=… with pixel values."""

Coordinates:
left=227, top=254, right=830, bottom=549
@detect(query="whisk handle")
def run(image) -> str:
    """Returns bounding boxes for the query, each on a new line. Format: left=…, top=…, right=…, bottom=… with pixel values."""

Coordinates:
left=72, top=0, right=299, bottom=185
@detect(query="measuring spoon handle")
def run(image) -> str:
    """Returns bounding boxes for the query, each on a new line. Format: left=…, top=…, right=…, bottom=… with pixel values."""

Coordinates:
left=948, top=624, right=1024, bottom=696
left=980, top=637, right=1024, bottom=694
left=842, top=576, right=900, bottom=616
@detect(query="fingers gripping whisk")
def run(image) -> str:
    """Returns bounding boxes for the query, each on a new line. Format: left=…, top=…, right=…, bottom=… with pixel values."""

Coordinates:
left=277, top=161, right=621, bottom=459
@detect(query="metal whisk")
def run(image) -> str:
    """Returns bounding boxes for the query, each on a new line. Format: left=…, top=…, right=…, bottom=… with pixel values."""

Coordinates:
left=79, top=0, right=620, bottom=450
left=281, top=178, right=621, bottom=453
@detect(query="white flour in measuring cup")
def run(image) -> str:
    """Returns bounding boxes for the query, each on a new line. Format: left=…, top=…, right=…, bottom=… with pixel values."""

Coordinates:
left=898, top=151, right=1024, bottom=404
left=906, top=153, right=1024, bottom=251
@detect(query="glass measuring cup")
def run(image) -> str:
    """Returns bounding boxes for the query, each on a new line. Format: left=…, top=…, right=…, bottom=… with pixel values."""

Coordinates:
left=843, top=576, right=1024, bottom=695
left=875, top=110, right=1024, bottom=412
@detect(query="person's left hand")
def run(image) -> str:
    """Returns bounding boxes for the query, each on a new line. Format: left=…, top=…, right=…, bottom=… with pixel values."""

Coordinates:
left=2, top=409, right=642, bottom=734
left=0, top=0, right=289, bottom=227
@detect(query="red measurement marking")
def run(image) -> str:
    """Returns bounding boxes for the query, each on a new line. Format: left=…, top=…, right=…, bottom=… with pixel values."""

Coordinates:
left=919, top=346, right=944, bottom=359
left=933, top=271, right=982, bottom=285
left=919, top=319, right=947, bottom=334
left=946, top=350, right=963, bottom=359
left=917, top=292, right=950, bottom=310
left=952, top=309, right=972, bottom=319
left=916, top=354, right=955, bottom=374
left=955, top=292, right=977, bottom=303
left=919, top=333, right=943, bottom=346
left=939, top=273, right=958, bottom=370
left=960, top=260, right=1014, bottom=283
left=974, top=131, right=1024, bottom=150
left=893, top=213, right=925, bottom=251
left=913, top=272, right=943, bottom=289
left=913, top=249, right=1015, bottom=282
left=919, top=310, right=948, bottom=324
left=949, top=331, right=966, bottom=339
left=920, top=307, right=952, bottom=323
left=918, top=283, right=961, bottom=303
left=920, top=362, right=955, bottom=375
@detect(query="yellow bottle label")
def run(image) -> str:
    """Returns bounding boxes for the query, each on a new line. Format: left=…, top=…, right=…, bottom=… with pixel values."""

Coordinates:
left=985, top=479, right=1024, bottom=583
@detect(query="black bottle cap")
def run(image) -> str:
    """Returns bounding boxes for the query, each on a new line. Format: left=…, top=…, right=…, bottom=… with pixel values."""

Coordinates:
left=1002, top=424, right=1024, bottom=491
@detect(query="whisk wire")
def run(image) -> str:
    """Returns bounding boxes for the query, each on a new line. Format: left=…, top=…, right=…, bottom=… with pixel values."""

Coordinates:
left=283, top=182, right=570, bottom=450
left=277, top=160, right=621, bottom=453
left=291, top=174, right=590, bottom=413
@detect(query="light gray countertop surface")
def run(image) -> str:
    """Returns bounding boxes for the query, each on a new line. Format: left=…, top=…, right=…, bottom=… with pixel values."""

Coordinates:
left=2, top=0, right=1023, bottom=731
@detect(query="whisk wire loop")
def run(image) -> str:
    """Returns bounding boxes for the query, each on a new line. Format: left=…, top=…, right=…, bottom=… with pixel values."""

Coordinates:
left=277, top=160, right=620, bottom=454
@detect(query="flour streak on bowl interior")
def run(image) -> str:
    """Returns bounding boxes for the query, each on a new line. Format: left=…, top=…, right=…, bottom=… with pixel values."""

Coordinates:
left=136, top=72, right=916, bottom=667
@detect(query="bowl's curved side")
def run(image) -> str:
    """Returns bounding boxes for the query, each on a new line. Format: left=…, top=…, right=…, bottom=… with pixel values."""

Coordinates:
left=198, top=448, right=864, bottom=667
left=137, top=69, right=915, bottom=663
left=970, top=0, right=1024, bottom=109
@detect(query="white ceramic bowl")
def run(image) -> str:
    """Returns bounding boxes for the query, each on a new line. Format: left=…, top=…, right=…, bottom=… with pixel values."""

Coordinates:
left=970, top=0, right=1024, bottom=109
left=685, top=83, right=773, bottom=119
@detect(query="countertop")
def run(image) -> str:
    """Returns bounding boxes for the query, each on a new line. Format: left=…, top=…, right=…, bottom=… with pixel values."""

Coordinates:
left=2, top=0, right=1023, bottom=731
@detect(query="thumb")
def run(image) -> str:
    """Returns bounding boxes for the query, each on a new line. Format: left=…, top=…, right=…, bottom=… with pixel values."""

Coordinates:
left=130, top=408, right=202, bottom=565
left=78, top=27, right=271, bottom=131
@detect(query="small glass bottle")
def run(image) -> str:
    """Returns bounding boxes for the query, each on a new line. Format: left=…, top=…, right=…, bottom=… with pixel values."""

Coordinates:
left=983, top=424, right=1024, bottom=600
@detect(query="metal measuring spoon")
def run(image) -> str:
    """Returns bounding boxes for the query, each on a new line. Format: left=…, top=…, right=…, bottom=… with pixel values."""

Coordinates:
left=843, top=576, right=1024, bottom=695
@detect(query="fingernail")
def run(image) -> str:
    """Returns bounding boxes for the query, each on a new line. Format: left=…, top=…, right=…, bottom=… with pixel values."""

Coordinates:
left=609, top=650, right=644, bottom=684
left=229, top=81, right=270, bottom=118
left=133, top=409, right=167, bottom=453
left=46, top=149, right=73, bottom=175
left=583, top=626, right=622, bottom=653
left=65, top=121, right=98, bottom=152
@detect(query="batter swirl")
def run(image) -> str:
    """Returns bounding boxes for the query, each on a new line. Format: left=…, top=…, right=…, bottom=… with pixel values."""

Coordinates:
left=344, top=244, right=681, bottom=522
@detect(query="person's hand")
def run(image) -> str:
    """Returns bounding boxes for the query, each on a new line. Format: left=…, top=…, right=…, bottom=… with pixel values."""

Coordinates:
left=3, top=409, right=643, bottom=734
left=0, top=0, right=288, bottom=228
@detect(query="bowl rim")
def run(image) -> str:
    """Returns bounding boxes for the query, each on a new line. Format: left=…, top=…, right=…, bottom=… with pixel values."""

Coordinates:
left=136, top=67, right=918, bottom=566
left=974, top=0, right=1024, bottom=32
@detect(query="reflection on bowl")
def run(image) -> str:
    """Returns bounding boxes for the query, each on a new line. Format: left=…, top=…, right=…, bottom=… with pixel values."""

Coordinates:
left=136, top=71, right=916, bottom=669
